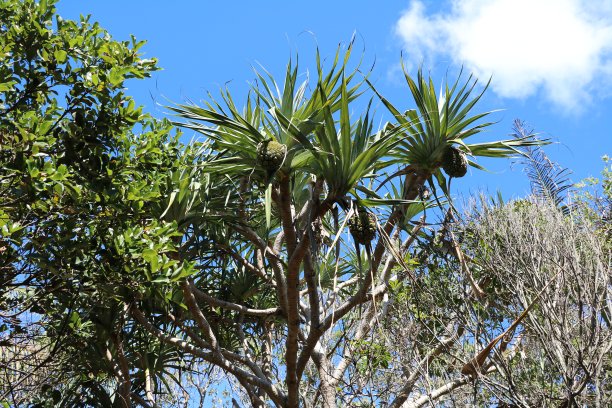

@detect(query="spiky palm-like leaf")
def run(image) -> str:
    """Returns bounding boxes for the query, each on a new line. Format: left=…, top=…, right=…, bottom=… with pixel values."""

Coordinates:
left=282, top=74, right=403, bottom=201
left=370, top=64, right=546, bottom=184
left=169, top=45, right=365, bottom=180
left=170, top=45, right=407, bottom=222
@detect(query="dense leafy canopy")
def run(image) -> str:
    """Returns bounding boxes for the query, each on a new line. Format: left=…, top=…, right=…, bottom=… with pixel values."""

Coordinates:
left=0, top=0, right=190, bottom=404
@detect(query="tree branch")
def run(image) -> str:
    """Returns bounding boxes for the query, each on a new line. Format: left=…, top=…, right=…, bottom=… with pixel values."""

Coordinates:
left=191, top=285, right=283, bottom=318
left=181, top=280, right=220, bottom=354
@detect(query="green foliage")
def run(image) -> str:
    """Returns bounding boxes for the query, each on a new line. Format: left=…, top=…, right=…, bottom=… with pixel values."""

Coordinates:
left=0, top=0, right=199, bottom=404
left=1, top=2, right=578, bottom=407
left=352, top=338, right=392, bottom=373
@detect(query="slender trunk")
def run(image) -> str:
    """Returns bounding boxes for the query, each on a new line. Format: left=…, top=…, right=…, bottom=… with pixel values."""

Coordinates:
left=278, top=175, right=301, bottom=407
left=257, top=322, right=274, bottom=405
left=145, top=367, right=155, bottom=405
left=109, top=332, right=131, bottom=408
left=312, top=342, right=337, bottom=408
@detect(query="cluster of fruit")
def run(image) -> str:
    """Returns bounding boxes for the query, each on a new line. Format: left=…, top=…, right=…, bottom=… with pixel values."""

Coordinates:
left=257, top=140, right=287, bottom=173
left=348, top=211, right=377, bottom=245
left=442, top=146, right=468, bottom=178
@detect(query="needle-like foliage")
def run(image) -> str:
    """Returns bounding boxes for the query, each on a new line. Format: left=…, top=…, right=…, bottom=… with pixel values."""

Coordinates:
left=512, top=119, right=574, bottom=214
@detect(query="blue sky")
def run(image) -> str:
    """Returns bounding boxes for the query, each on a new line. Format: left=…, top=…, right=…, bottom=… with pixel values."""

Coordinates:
left=57, top=0, right=611, bottom=200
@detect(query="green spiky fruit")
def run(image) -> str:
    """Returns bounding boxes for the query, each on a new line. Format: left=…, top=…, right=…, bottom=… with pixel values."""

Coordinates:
left=348, top=211, right=377, bottom=245
left=442, top=146, right=468, bottom=178
left=257, top=140, right=286, bottom=172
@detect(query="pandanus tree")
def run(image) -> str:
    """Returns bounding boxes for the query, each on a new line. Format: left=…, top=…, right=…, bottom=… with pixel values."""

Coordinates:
left=161, top=45, right=542, bottom=407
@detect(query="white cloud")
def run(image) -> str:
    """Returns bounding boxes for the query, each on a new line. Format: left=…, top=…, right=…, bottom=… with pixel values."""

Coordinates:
left=395, top=0, right=612, bottom=111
